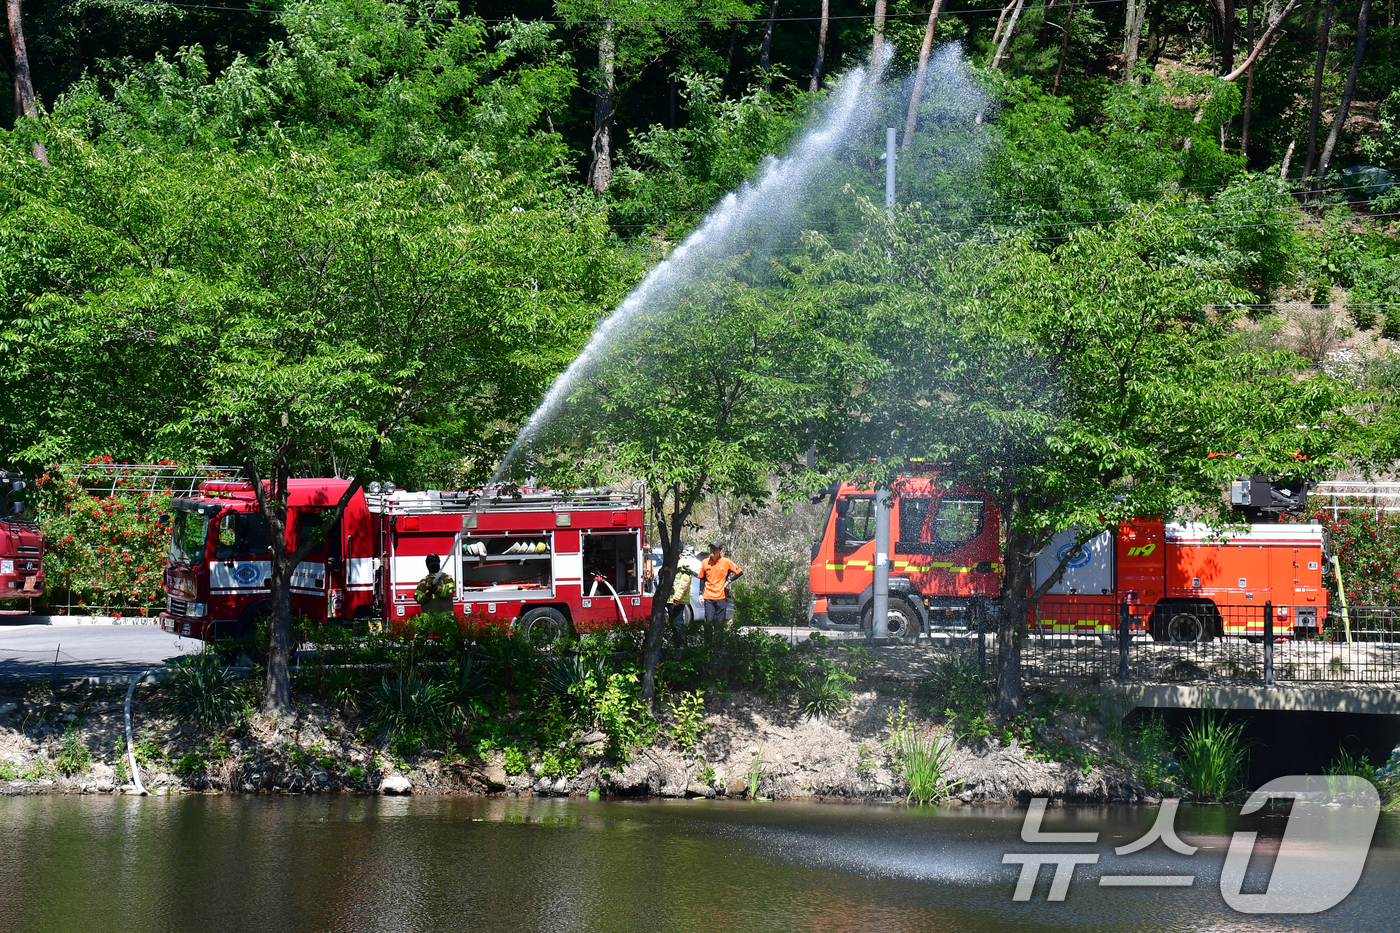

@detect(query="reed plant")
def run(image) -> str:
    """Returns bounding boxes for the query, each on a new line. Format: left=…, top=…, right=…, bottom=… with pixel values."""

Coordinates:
left=885, top=703, right=959, bottom=804
left=1176, top=708, right=1249, bottom=800
left=167, top=650, right=246, bottom=731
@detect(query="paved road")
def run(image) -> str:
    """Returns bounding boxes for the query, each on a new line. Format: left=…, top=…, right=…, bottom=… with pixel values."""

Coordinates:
left=0, top=623, right=196, bottom=681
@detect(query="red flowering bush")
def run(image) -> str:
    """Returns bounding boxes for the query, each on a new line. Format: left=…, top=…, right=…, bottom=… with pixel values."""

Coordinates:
left=1316, top=510, right=1400, bottom=605
left=34, top=462, right=174, bottom=613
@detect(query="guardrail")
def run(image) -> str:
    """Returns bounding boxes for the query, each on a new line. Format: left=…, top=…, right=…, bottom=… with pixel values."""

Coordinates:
left=913, top=601, right=1400, bottom=685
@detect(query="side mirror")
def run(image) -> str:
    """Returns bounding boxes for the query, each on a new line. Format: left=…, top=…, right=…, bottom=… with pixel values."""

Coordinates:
left=158, top=513, right=171, bottom=526
left=10, top=502, right=22, bottom=516
left=835, top=498, right=851, bottom=516
left=9, top=481, right=24, bottom=494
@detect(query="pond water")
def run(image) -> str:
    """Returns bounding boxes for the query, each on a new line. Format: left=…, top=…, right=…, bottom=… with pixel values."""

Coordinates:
left=0, top=795, right=1397, bottom=932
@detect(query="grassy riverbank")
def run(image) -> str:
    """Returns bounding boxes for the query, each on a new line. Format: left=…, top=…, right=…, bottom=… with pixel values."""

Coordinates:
left=0, top=618, right=1208, bottom=803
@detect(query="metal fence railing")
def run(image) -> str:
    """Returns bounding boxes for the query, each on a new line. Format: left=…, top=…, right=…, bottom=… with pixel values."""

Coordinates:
left=923, top=600, right=1400, bottom=686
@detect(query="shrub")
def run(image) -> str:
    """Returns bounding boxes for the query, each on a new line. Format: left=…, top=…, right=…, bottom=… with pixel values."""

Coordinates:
left=574, top=669, right=654, bottom=761
left=54, top=726, right=92, bottom=776
left=0, top=760, right=16, bottom=780
left=731, top=578, right=806, bottom=628
left=885, top=703, right=958, bottom=804
left=346, top=764, right=367, bottom=784
left=797, top=664, right=855, bottom=718
left=921, top=656, right=992, bottom=742
left=167, top=651, right=246, bottom=731
left=667, top=690, right=707, bottom=752
left=502, top=746, right=529, bottom=775
left=368, top=670, right=455, bottom=754
left=1176, top=708, right=1249, bottom=800
left=1130, top=713, right=1174, bottom=791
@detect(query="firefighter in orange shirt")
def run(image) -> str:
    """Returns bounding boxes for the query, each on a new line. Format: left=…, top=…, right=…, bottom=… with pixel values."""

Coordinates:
left=697, top=541, right=743, bottom=630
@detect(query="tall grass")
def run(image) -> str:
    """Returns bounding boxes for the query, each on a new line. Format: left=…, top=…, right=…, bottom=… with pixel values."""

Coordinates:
left=1176, top=708, right=1249, bottom=800
left=885, top=703, right=959, bottom=804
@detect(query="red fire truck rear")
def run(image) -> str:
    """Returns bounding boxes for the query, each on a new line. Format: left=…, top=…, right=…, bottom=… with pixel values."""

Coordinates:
left=0, top=472, right=43, bottom=602
left=809, top=477, right=1328, bottom=641
left=160, top=479, right=655, bottom=640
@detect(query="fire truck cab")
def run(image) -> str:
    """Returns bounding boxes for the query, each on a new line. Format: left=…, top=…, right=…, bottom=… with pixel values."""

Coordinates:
left=807, top=479, right=1003, bottom=636
left=161, top=478, right=373, bottom=640
left=161, top=479, right=656, bottom=641
left=0, top=472, right=42, bottom=601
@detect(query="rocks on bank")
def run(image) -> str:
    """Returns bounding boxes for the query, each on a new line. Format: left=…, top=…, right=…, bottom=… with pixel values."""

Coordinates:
left=0, top=681, right=1150, bottom=805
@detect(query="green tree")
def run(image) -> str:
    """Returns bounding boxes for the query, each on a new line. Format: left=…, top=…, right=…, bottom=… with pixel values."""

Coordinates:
left=801, top=202, right=1372, bottom=717
left=0, top=134, right=620, bottom=709
left=539, top=253, right=856, bottom=701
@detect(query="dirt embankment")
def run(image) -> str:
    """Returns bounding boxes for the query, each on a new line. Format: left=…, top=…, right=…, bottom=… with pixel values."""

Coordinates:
left=0, top=668, right=1153, bottom=805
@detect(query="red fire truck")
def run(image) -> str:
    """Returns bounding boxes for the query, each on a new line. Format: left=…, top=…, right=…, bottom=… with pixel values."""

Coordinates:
left=0, top=472, right=43, bottom=602
left=808, top=478, right=1329, bottom=641
left=160, top=479, right=655, bottom=641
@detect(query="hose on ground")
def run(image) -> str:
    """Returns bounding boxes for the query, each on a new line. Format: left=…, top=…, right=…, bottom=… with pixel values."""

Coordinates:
left=124, top=670, right=149, bottom=795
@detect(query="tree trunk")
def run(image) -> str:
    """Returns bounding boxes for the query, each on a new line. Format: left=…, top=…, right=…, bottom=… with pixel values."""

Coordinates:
left=722, top=23, right=739, bottom=96
left=1302, top=0, right=1337, bottom=182
left=900, top=0, right=945, bottom=148
left=640, top=482, right=704, bottom=703
left=871, top=0, right=887, bottom=76
left=589, top=21, right=616, bottom=195
left=7, top=0, right=36, bottom=119
left=1122, top=0, right=1149, bottom=80
left=248, top=454, right=364, bottom=715
left=1210, top=0, right=1237, bottom=75
left=6, top=0, right=46, bottom=164
left=1280, top=138, right=1296, bottom=179
left=760, top=0, right=779, bottom=90
left=810, top=0, right=830, bottom=91
left=990, top=0, right=1017, bottom=51
left=1220, top=0, right=1300, bottom=80
left=991, top=0, right=1027, bottom=69
left=1144, top=0, right=1167, bottom=64
left=1314, top=0, right=1372, bottom=192
left=1241, top=0, right=1255, bottom=157
left=1053, top=1, right=1077, bottom=94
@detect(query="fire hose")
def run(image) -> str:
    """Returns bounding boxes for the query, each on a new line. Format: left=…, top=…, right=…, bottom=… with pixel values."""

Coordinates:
left=589, top=575, right=631, bottom=625
left=124, top=670, right=150, bottom=796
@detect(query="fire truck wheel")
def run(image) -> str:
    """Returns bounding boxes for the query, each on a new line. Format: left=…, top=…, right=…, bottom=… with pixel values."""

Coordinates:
left=860, top=600, right=920, bottom=639
left=518, top=607, right=573, bottom=645
left=1164, top=610, right=1214, bottom=643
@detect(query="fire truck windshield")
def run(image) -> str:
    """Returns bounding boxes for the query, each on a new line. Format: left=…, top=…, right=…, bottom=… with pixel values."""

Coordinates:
left=169, top=509, right=209, bottom=566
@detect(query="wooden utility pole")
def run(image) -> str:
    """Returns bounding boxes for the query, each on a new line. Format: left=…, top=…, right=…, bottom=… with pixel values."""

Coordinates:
left=588, top=21, right=616, bottom=194
left=872, top=0, right=887, bottom=77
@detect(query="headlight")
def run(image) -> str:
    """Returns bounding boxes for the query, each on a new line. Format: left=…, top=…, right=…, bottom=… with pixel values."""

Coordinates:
left=190, top=602, right=209, bottom=618
left=0, top=560, right=11, bottom=575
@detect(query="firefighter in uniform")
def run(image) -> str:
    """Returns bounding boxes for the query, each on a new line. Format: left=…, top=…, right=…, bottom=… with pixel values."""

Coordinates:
left=415, top=553, right=455, bottom=616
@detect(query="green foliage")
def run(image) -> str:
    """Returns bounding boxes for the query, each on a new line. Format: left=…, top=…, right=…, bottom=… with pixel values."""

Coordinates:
left=167, top=651, right=246, bottom=731
left=1318, top=510, right=1400, bottom=605
left=731, top=577, right=807, bottom=628
left=0, top=760, right=17, bottom=781
left=921, top=656, right=992, bottom=742
left=502, top=746, right=530, bottom=776
left=368, top=670, right=454, bottom=755
left=666, top=690, right=707, bottom=753
left=746, top=746, right=765, bottom=799
left=797, top=664, right=856, bottom=718
left=1177, top=709, right=1250, bottom=801
left=31, top=463, right=173, bottom=612
left=346, top=764, right=367, bottom=785
left=55, top=727, right=92, bottom=776
left=1129, top=713, right=1175, bottom=791
left=884, top=703, right=959, bottom=805
left=573, top=669, right=654, bottom=761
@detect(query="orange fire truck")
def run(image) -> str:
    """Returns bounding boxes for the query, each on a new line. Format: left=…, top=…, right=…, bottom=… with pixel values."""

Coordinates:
left=808, top=478, right=1329, bottom=641
left=160, top=479, right=655, bottom=641
left=0, top=472, right=43, bottom=601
